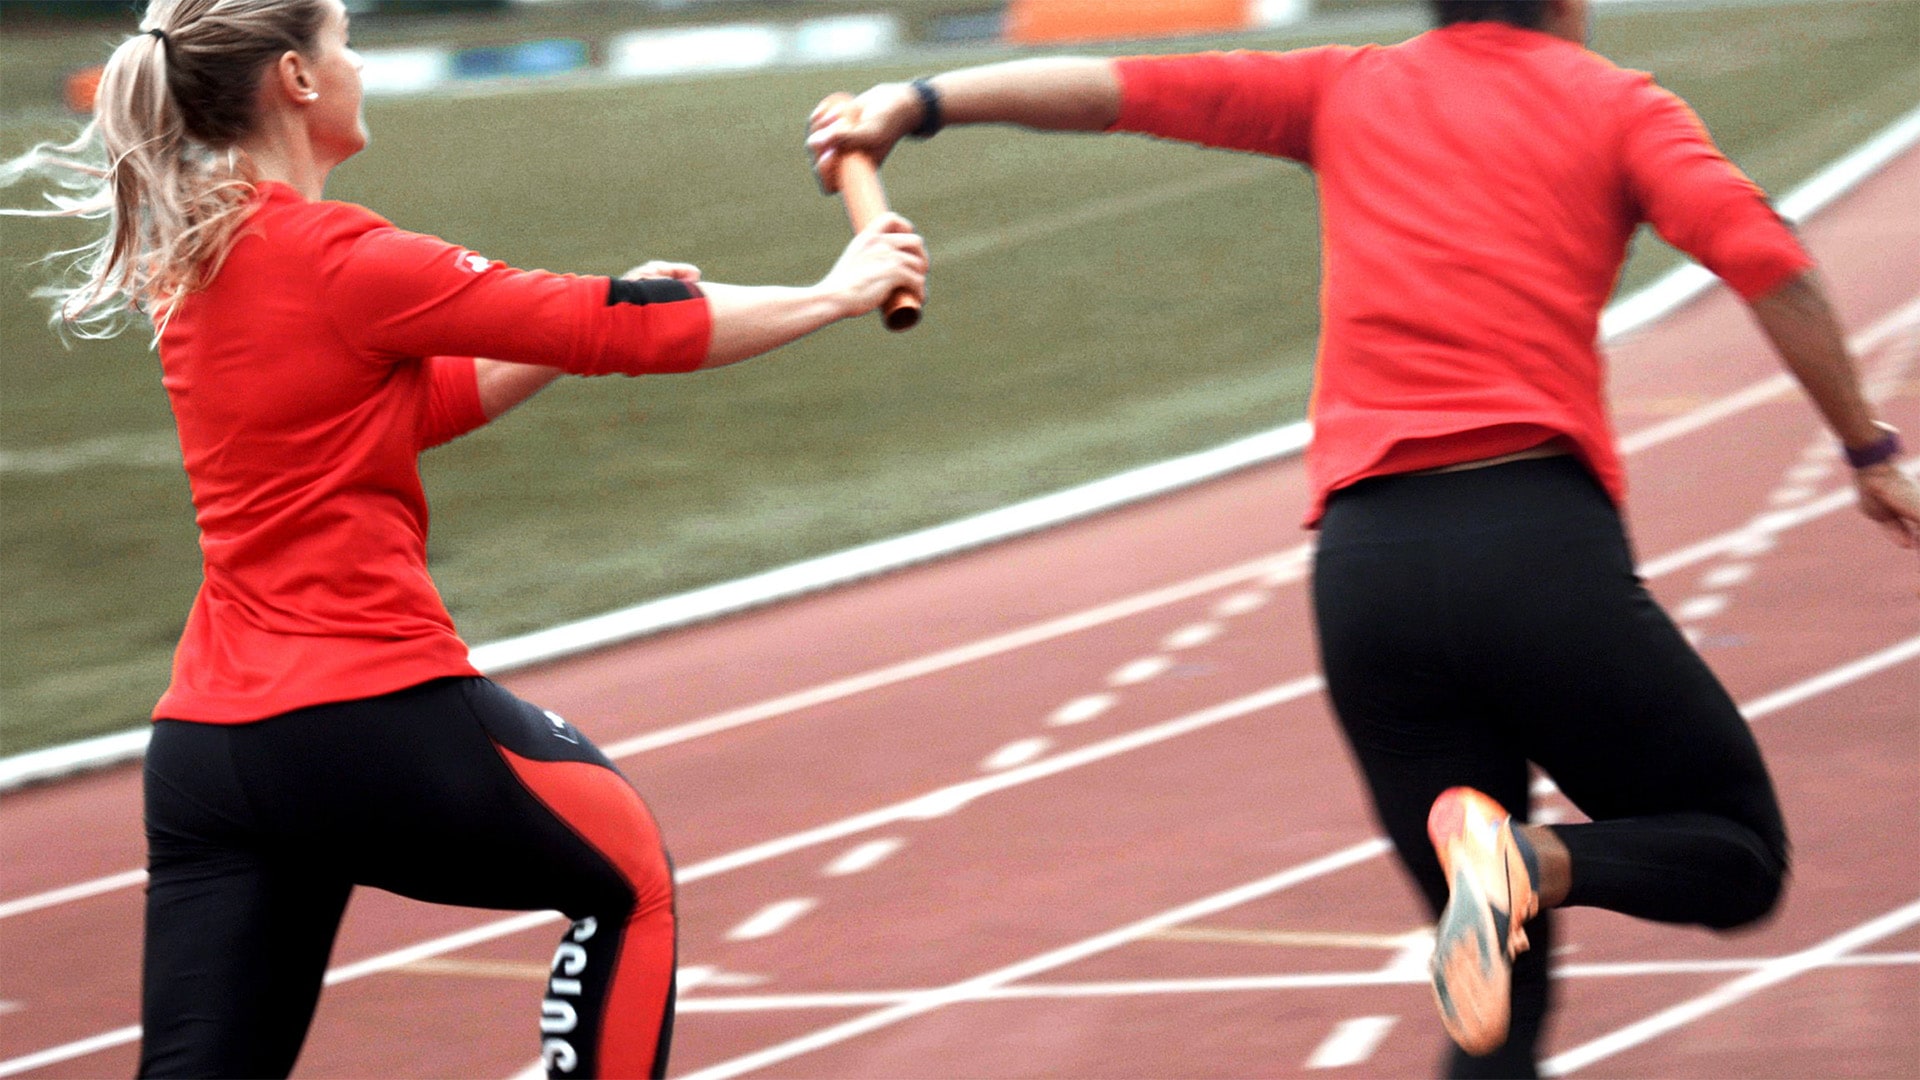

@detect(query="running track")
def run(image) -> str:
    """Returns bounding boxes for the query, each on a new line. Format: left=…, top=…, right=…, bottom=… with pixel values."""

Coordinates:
left=2, top=145, right=1917, bottom=1080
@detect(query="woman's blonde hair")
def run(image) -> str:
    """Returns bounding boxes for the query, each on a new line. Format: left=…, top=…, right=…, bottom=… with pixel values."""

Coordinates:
left=0, top=0, right=328, bottom=339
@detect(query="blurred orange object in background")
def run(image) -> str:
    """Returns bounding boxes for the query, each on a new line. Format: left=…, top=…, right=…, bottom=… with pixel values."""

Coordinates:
left=1005, top=0, right=1252, bottom=44
left=65, top=65, right=104, bottom=113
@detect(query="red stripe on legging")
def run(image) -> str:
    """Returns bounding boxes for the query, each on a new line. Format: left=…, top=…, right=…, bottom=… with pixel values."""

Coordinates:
left=497, top=747, right=675, bottom=1079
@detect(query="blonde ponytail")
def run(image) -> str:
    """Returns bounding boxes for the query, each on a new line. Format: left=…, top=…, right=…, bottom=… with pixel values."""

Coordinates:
left=1, top=0, right=327, bottom=340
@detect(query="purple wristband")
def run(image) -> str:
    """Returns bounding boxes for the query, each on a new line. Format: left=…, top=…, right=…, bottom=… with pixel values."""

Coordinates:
left=1845, top=425, right=1902, bottom=469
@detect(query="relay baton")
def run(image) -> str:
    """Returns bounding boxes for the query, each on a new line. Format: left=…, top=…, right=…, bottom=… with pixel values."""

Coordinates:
left=821, top=94, right=921, bottom=332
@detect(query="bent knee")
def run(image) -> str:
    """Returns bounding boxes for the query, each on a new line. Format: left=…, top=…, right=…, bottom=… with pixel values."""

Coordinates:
left=1705, top=845, right=1787, bottom=930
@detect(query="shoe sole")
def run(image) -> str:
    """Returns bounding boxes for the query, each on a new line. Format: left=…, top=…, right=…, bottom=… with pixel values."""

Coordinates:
left=1431, top=858, right=1511, bottom=1055
left=1427, top=788, right=1536, bottom=1057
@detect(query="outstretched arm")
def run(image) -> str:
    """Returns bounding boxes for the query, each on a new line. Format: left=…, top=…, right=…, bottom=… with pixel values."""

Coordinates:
left=1747, top=270, right=1919, bottom=552
left=807, top=59, right=1121, bottom=188
left=469, top=216, right=927, bottom=401
left=468, top=260, right=705, bottom=420
left=697, top=212, right=928, bottom=367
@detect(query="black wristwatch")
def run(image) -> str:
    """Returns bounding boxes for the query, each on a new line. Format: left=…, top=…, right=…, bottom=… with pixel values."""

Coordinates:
left=909, top=78, right=943, bottom=140
left=1844, top=422, right=1902, bottom=469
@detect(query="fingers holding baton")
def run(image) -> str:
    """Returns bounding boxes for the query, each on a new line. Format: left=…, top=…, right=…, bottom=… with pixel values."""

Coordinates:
left=814, top=92, right=922, bottom=332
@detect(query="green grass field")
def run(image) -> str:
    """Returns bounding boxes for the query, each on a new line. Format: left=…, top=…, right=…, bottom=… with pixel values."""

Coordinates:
left=3, top=1, right=1918, bottom=751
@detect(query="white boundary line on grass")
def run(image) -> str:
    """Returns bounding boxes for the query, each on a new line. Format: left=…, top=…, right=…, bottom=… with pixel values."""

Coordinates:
left=3, top=103, right=1916, bottom=791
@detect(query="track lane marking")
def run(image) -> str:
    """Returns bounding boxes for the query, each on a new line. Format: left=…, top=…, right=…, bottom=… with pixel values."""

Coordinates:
left=2, top=293, right=1915, bottom=1075
left=358, top=950, right=1920, bottom=1014
left=726, top=899, right=818, bottom=941
left=1307, top=1016, right=1398, bottom=1069
left=595, top=547, right=1309, bottom=761
left=2, top=460, right=1911, bottom=926
left=0, top=869, right=146, bottom=921
left=617, top=635, right=1920, bottom=1080
left=660, top=950, right=1920, bottom=1013
left=1541, top=898, right=1920, bottom=1076
left=5, top=634, right=1916, bottom=1077
left=674, top=841, right=1396, bottom=1080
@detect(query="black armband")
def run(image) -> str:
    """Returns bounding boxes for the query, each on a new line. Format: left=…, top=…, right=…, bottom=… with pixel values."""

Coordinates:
left=608, top=277, right=702, bottom=306
left=909, top=78, right=943, bottom=140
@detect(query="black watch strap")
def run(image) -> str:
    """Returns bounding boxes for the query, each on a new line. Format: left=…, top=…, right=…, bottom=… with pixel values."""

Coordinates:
left=1845, top=423, right=1902, bottom=469
left=909, top=78, right=943, bottom=140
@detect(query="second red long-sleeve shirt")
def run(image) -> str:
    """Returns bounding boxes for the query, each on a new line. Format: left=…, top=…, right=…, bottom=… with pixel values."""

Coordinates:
left=1111, top=22, right=1812, bottom=524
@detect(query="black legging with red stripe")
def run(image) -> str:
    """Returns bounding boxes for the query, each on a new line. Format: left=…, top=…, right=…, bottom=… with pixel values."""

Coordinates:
left=140, top=677, right=675, bottom=1079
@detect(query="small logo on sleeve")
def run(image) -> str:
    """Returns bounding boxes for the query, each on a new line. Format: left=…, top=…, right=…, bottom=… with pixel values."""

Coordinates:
left=456, top=251, right=492, bottom=274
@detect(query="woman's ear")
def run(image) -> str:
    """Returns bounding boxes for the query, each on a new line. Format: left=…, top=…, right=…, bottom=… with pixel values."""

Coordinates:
left=273, top=49, right=318, bottom=105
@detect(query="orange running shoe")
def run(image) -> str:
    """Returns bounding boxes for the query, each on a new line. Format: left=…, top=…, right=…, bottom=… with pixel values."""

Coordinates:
left=1426, top=786, right=1542, bottom=1056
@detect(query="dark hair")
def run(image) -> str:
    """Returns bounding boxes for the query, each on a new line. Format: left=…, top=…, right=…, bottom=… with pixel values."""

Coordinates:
left=1429, top=1, right=1549, bottom=29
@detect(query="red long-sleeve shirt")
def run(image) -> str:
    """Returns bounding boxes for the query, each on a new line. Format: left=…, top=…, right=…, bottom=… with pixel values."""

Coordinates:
left=1112, top=22, right=1812, bottom=524
left=153, top=181, right=711, bottom=723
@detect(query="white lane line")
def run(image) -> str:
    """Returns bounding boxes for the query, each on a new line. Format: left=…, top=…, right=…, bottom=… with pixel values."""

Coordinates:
left=1109, top=656, right=1173, bottom=686
left=1163, top=622, right=1223, bottom=650
left=676, top=676, right=1327, bottom=883
left=822, top=838, right=904, bottom=877
left=1261, top=561, right=1311, bottom=588
left=1767, top=484, right=1817, bottom=506
left=1048, top=693, right=1116, bottom=726
left=1635, top=458, right=1920, bottom=581
left=1542, top=898, right=1920, bottom=1077
left=3, top=556, right=1320, bottom=796
left=1377, top=932, right=1434, bottom=978
left=982, top=738, right=1051, bottom=771
left=6, top=472, right=1907, bottom=924
left=0, top=869, right=147, bottom=922
left=1613, top=294, right=1920, bottom=457
left=10, top=638, right=1915, bottom=1077
left=1212, top=591, right=1270, bottom=617
left=597, top=548, right=1308, bottom=762
left=679, top=966, right=767, bottom=992
left=727, top=899, right=817, bottom=942
left=1700, top=563, right=1753, bottom=589
left=0, top=1026, right=142, bottom=1080
left=1306, top=1016, right=1398, bottom=1069
left=675, top=841, right=1395, bottom=1080
left=1617, top=374, right=1795, bottom=454
left=663, top=950, right=1920, bottom=1014
left=1740, top=634, right=1920, bottom=721
left=11, top=284, right=1912, bottom=794
left=1672, top=595, right=1729, bottom=622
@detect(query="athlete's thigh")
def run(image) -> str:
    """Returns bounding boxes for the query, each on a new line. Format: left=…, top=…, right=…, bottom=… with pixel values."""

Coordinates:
left=1457, top=520, right=1782, bottom=844
left=1314, top=529, right=1532, bottom=913
left=272, top=678, right=669, bottom=917
left=142, top=722, right=352, bottom=1079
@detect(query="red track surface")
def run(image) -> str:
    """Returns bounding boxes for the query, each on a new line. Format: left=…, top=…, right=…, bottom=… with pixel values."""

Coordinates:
left=2, top=148, right=1917, bottom=1080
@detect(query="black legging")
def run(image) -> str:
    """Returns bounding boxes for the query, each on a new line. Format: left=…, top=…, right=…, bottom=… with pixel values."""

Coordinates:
left=1311, top=456, right=1788, bottom=1079
left=140, top=677, right=677, bottom=1079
